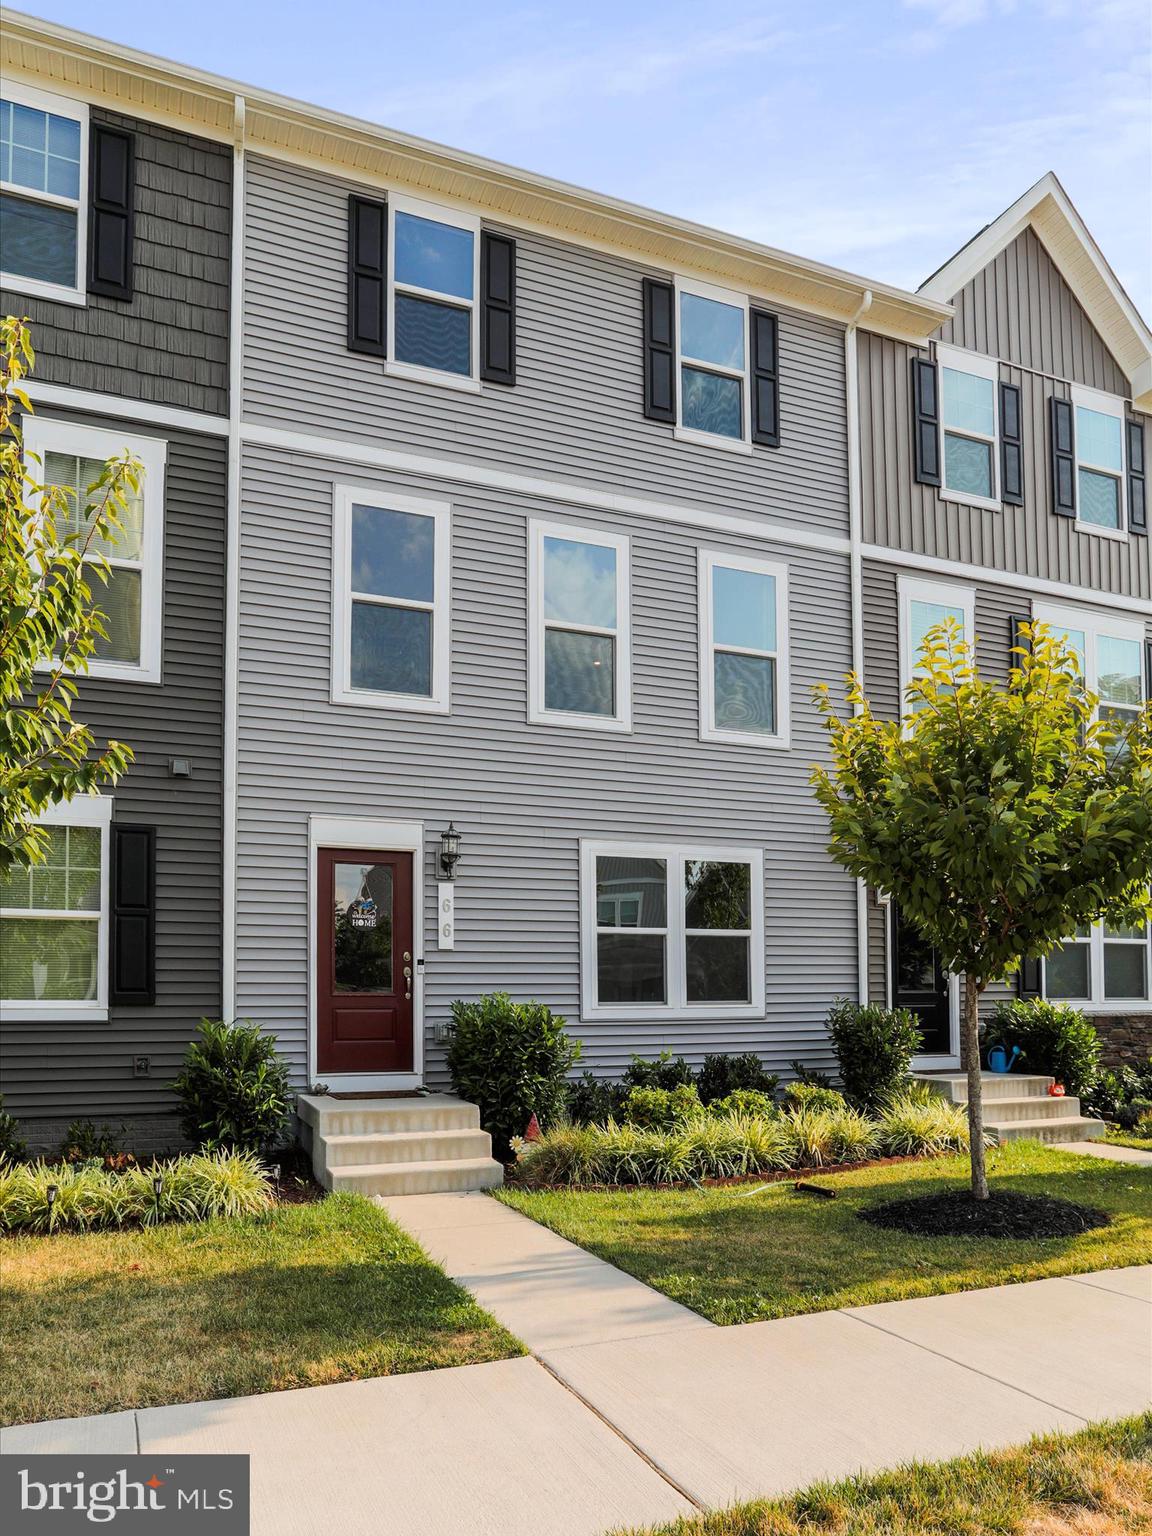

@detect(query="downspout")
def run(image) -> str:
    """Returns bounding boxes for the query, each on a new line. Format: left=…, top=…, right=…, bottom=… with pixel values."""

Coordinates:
left=222, top=93, right=246, bottom=1020
left=845, top=288, right=873, bottom=1005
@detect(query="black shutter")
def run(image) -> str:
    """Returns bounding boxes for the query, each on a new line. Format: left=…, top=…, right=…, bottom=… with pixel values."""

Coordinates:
left=1009, top=614, right=1032, bottom=671
left=347, top=195, right=387, bottom=356
left=911, top=357, right=941, bottom=486
left=750, top=308, right=780, bottom=447
left=642, top=278, right=675, bottom=422
left=479, top=232, right=516, bottom=385
left=1000, top=382, right=1024, bottom=506
left=1016, top=957, right=1042, bottom=999
left=1049, top=396, right=1076, bottom=517
left=87, top=124, right=134, bottom=301
left=111, top=825, right=156, bottom=1006
left=1128, top=419, right=1147, bottom=535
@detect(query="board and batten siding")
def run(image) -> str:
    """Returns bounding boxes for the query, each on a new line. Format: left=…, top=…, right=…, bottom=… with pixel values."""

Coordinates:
left=0, top=411, right=226, bottom=1132
left=0, top=109, right=231, bottom=416
left=937, top=228, right=1129, bottom=397
left=240, top=154, right=850, bottom=542
left=235, top=442, right=857, bottom=1086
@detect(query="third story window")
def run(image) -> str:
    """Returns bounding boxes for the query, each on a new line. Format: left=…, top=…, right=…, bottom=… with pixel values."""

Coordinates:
left=1073, top=388, right=1126, bottom=532
left=390, top=197, right=479, bottom=380
left=677, top=281, right=749, bottom=444
left=937, top=345, right=999, bottom=506
left=0, top=85, right=87, bottom=300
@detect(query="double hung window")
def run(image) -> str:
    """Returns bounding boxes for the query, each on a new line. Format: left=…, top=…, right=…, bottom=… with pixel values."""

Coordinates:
left=389, top=196, right=480, bottom=386
left=528, top=521, right=631, bottom=731
left=675, top=279, right=750, bottom=448
left=698, top=551, right=789, bottom=746
left=0, top=83, right=87, bottom=303
left=937, top=344, right=1000, bottom=509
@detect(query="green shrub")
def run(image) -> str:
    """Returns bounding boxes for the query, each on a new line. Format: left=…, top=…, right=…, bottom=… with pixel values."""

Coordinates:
left=446, top=992, right=581, bottom=1158
left=984, top=1000, right=1101, bottom=1098
left=710, top=1088, right=778, bottom=1119
left=0, top=1096, right=28, bottom=1163
left=59, top=1119, right=129, bottom=1165
left=0, top=1151, right=273, bottom=1233
left=622, top=1083, right=703, bottom=1130
left=877, top=1087, right=971, bottom=1157
left=827, top=998, right=921, bottom=1112
left=789, top=1059, right=835, bottom=1089
left=171, top=1018, right=292, bottom=1153
left=784, top=1105, right=878, bottom=1167
left=695, top=1053, right=779, bottom=1105
left=513, top=1113, right=795, bottom=1188
left=564, top=1072, right=627, bottom=1127
left=1115, top=1096, right=1152, bottom=1131
left=783, top=1081, right=846, bottom=1112
left=1083, top=1060, right=1152, bottom=1122
left=623, top=1051, right=693, bottom=1090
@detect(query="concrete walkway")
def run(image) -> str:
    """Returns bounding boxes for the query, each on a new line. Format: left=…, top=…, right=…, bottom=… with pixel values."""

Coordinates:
left=1064, top=1138, right=1152, bottom=1165
left=3, top=1190, right=1149, bottom=1536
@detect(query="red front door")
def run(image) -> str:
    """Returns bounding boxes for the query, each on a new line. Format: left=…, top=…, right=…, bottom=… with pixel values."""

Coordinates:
left=317, top=848, right=414, bottom=1075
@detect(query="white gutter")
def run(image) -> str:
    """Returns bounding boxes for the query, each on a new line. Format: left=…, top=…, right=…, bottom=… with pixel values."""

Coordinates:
left=844, top=289, right=874, bottom=1005
left=222, top=92, right=245, bottom=1021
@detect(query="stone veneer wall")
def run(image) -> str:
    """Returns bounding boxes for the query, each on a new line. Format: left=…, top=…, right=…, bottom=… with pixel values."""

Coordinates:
left=1092, top=1016, right=1152, bottom=1070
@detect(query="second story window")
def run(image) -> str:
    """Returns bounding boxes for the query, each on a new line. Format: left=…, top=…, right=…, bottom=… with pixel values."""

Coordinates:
left=898, top=576, right=975, bottom=709
left=698, top=551, right=790, bottom=748
left=24, top=417, right=166, bottom=685
left=1031, top=603, right=1143, bottom=735
left=938, top=345, right=1000, bottom=510
left=331, top=486, right=451, bottom=713
left=389, top=196, right=480, bottom=387
left=528, top=520, right=631, bottom=732
left=0, top=84, right=87, bottom=304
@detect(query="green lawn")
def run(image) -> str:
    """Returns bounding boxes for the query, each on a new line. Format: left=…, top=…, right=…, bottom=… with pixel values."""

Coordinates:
left=498, top=1142, right=1152, bottom=1324
left=0, top=1192, right=523, bottom=1426
left=614, top=1414, right=1152, bottom=1536
left=1106, top=1128, right=1152, bottom=1153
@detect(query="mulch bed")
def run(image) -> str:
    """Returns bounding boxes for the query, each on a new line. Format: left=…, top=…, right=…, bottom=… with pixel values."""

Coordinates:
left=269, top=1147, right=324, bottom=1205
left=859, top=1189, right=1111, bottom=1240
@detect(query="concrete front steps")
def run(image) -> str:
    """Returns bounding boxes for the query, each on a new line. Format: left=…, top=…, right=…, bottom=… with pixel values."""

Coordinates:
left=297, top=1093, right=504, bottom=1195
left=913, top=1072, right=1105, bottom=1145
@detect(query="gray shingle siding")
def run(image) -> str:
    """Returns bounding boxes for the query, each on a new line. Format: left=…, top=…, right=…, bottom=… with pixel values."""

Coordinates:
left=0, top=110, right=230, bottom=416
left=0, top=410, right=226, bottom=1133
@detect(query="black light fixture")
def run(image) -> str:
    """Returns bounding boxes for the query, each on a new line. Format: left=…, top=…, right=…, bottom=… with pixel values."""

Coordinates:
left=439, top=822, right=462, bottom=881
left=153, top=1172, right=164, bottom=1220
left=46, top=1183, right=58, bottom=1227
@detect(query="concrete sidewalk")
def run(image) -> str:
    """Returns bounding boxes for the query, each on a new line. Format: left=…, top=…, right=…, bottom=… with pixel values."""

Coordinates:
left=3, top=1186, right=1149, bottom=1536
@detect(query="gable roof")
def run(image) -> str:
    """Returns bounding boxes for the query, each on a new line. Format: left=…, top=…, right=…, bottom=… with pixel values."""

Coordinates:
left=920, top=173, right=1152, bottom=410
left=0, top=9, right=950, bottom=345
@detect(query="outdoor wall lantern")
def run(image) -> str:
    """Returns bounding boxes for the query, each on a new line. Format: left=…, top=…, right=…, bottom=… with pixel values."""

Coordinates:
left=439, top=823, right=462, bottom=881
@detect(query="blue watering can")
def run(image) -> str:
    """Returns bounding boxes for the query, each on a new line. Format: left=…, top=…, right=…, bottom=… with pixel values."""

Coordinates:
left=986, top=1044, right=1021, bottom=1073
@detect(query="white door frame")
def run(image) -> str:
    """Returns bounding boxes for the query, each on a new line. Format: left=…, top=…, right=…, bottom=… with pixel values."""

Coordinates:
left=886, top=901, right=962, bottom=1070
left=308, top=815, right=425, bottom=1093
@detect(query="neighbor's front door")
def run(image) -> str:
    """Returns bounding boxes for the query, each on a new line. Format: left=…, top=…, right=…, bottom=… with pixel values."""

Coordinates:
left=891, top=903, right=952, bottom=1057
left=317, top=848, right=414, bottom=1075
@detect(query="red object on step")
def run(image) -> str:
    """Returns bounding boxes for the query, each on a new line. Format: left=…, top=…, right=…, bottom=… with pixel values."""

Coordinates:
left=1048, top=1083, right=1066, bottom=1097
left=524, top=1113, right=542, bottom=1142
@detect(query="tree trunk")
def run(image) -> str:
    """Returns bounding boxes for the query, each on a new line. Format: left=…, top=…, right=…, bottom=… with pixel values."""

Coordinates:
left=963, top=973, right=989, bottom=1201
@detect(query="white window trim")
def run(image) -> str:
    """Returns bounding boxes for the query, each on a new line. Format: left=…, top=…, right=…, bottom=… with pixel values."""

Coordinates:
left=1, top=80, right=89, bottom=307
left=898, top=575, right=976, bottom=707
left=673, top=275, right=753, bottom=454
left=1043, top=920, right=1151, bottom=1013
left=1, top=793, right=112, bottom=1022
left=1031, top=601, right=1145, bottom=723
left=579, top=839, right=766, bottom=1022
left=1071, top=384, right=1128, bottom=542
left=698, top=549, right=790, bottom=749
left=24, top=416, right=166, bottom=685
left=936, top=343, right=1000, bottom=512
left=527, top=518, right=632, bottom=733
left=330, top=483, right=451, bottom=714
left=385, top=192, right=482, bottom=391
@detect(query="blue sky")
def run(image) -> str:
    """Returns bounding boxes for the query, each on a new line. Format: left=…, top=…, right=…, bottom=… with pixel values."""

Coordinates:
left=24, top=0, right=1152, bottom=316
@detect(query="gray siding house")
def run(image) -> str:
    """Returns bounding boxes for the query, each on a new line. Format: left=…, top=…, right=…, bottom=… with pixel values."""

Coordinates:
left=3, top=18, right=1150, bottom=1162
left=0, top=36, right=231, bottom=1147
left=858, top=175, right=1152, bottom=1071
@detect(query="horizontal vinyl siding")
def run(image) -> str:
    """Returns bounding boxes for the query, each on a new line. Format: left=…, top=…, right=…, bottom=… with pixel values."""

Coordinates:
left=0, top=110, right=230, bottom=416
left=859, top=330, right=1151, bottom=598
left=938, top=229, right=1129, bottom=396
left=236, top=444, right=857, bottom=1086
left=0, top=414, right=226, bottom=1126
left=241, top=155, right=849, bottom=543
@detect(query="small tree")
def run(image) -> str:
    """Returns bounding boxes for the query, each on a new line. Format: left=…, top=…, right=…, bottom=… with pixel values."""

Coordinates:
left=1, top=317, right=138, bottom=872
left=812, top=620, right=1152, bottom=1200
